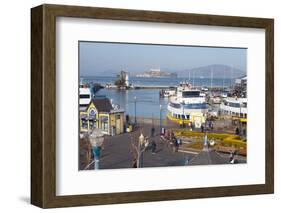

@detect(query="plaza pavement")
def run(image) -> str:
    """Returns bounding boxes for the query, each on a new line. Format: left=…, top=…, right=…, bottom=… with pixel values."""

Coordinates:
left=91, top=124, right=196, bottom=170
left=87, top=122, right=246, bottom=170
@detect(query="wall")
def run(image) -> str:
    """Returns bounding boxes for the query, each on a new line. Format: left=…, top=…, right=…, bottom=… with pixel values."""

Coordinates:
left=0, top=0, right=279, bottom=212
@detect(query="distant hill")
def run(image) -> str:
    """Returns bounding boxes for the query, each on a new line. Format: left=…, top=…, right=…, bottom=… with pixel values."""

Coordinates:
left=178, top=64, right=246, bottom=79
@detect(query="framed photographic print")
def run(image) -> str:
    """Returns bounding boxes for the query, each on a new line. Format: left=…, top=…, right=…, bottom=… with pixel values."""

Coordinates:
left=31, top=4, right=274, bottom=208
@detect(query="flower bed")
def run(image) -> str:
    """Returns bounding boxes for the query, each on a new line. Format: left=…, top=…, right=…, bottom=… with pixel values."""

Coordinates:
left=175, top=130, right=247, bottom=151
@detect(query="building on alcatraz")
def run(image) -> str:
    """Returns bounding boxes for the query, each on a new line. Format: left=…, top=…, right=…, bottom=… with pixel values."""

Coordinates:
left=79, top=87, right=125, bottom=135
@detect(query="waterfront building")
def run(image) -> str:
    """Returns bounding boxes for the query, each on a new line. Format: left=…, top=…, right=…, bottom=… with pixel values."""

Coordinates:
left=80, top=97, right=125, bottom=136
left=167, top=82, right=208, bottom=128
left=114, top=70, right=130, bottom=89
left=136, top=68, right=178, bottom=78
left=232, top=75, right=247, bottom=98
left=235, top=76, right=247, bottom=88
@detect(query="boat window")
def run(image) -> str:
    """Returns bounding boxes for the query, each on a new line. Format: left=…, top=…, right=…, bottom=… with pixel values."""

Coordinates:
left=184, top=103, right=208, bottom=109
left=182, top=91, right=200, bottom=97
left=79, top=94, right=90, bottom=99
left=225, top=102, right=242, bottom=108
left=169, top=102, right=181, bottom=108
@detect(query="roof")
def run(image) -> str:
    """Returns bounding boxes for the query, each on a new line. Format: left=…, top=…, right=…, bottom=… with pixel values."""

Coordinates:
left=92, top=98, right=113, bottom=113
left=188, top=150, right=229, bottom=165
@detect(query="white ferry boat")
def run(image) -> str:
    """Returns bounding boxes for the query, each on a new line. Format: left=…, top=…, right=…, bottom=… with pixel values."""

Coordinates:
left=79, top=86, right=92, bottom=107
left=220, top=97, right=247, bottom=122
left=167, top=82, right=208, bottom=128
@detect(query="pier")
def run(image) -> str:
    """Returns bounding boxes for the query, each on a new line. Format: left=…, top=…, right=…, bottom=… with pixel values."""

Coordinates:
left=103, top=84, right=228, bottom=91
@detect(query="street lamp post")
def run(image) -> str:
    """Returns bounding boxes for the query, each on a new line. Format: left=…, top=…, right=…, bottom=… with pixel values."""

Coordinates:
left=239, top=102, right=242, bottom=136
left=181, top=101, right=185, bottom=128
left=88, top=128, right=104, bottom=170
left=203, top=113, right=208, bottom=151
left=138, top=133, right=145, bottom=168
left=159, top=104, right=162, bottom=135
left=134, top=96, right=137, bottom=125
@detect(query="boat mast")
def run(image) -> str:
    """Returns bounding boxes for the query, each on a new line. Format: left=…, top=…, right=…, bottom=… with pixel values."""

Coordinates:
left=223, top=69, right=225, bottom=90
left=231, top=65, right=234, bottom=89
left=192, top=70, right=195, bottom=87
left=210, top=67, right=213, bottom=91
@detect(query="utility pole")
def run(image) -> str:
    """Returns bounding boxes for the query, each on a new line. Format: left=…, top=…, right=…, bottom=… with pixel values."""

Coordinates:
left=159, top=104, right=162, bottom=135
left=134, top=96, right=137, bottom=125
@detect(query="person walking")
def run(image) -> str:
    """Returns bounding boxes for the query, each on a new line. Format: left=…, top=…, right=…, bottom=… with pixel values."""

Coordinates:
left=144, top=137, right=149, bottom=151
left=151, top=126, right=155, bottom=137
left=173, top=137, right=179, bottom=152
left=151, top=140, right=157, bottom=154
left=132, top=158, right=137, bottom=168
left=201, top=124, right=204, bottom=133
left=235, top=127, right=240, bottom=135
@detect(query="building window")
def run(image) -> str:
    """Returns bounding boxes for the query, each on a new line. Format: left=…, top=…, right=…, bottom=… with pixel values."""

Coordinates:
left=89, top=119, right=96, bottom=129
left=100, top=116, right=109, bottom=132
left=81, top=119, right=88, bottom=129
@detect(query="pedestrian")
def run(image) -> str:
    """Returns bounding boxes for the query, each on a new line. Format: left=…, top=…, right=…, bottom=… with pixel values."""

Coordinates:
left=177, top=138, right=182, bottom=146
left=243, top=128, right=246, bottom=136
left=171, top=131, right=174, bottom=139
left=151, top=126, right=155, bottom=137
left=151, top=140, right=156, bottom=154
left=132, top=158, right=137, bottom=168
left=173, top=137, right=179, bottom=152
left=144, top=137, right=149, bottom=151
left=235, top=127, right=240, bottom=135
left=229, top=152, right=236, bottom=164
left=201, top=124, right=204, bottom=133
left=184, top=157, right=189, bottom=165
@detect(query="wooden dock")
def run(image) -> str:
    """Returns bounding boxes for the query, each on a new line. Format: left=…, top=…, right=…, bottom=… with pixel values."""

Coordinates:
left=104, top=84, right=227, bottom=91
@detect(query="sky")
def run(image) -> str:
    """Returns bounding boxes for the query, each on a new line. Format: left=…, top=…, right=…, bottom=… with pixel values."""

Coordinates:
left=79, top=41, right=247, bottom=76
